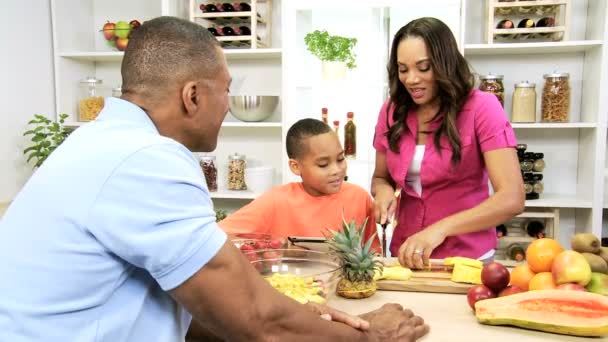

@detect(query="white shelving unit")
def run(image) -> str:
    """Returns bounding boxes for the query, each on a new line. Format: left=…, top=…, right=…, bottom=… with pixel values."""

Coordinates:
left=50, top=0, right=284, bottom=203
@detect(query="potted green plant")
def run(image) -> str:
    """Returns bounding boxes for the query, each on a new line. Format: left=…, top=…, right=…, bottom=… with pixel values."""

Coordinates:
left=23, top=114, right=70, bottom=168
left=304, top=30, right=357, bottom=80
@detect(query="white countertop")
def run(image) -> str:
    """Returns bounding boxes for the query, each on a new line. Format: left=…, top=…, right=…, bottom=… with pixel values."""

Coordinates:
left=330, top=290, right=607, bottom=342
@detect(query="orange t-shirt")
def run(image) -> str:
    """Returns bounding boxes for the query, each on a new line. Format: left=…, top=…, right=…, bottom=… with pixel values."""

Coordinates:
left=219, top=182, right=381, bottom=253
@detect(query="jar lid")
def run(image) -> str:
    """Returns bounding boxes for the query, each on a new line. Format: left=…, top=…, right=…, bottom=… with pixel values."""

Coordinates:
left=200, top=154, right=216, bottom=161
left=80, top=76, right=102, bottom=84
left=543, top=72, right=569, bottom=78
left=515, top=81, right=535, bottom=88
left=229, top=153, right=245, bottom=160
left=480, top=74, right=504, bottom=80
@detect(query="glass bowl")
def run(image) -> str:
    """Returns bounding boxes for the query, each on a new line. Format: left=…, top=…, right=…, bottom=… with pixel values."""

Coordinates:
left=230, top=232, right=287, bottom=251
left=244, top=249, right=341, bottom=304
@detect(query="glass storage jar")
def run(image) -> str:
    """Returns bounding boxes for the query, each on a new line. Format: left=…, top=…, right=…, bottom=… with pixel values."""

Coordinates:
left=200, top=155, right=218, bottom=192
left=228, top=153, right=247, bottom=190
left=541, top=72, right=570, bottom=122
left=511, top=81, right=536, bottom=122
left=479, top=74, right=505, bottom=107
left=78, top=76, right=107, bottom=121
left=112, top=86, right=122, bottom=98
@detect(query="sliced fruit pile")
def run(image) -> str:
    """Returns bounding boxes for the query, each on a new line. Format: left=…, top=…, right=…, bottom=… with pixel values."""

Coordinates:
left=445, top=257, right=483, bottom=285
left=265, top=273, right=327, bottom=304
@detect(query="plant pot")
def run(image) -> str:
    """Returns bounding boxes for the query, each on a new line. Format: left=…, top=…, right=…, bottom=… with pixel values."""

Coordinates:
left=321, top=61, right=347, bottom=81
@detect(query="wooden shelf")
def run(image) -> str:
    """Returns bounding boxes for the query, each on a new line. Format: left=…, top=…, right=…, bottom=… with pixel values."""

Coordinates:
left=493, top=26, right=566, bottom=36
left=525, top=193, right=592, bottom=208
left=192, top=11, right=267, bottom=24
left=493, top=0, right=567, bottom=8
left=464, top=40, right=602, bottom=55
left=60, top=48, right=282, bottom=62
left=511, top=122, right=597, bottom=129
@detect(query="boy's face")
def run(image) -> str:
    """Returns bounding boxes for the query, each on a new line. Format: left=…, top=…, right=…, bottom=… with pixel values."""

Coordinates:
left=289, top=132, right=347, bottom=197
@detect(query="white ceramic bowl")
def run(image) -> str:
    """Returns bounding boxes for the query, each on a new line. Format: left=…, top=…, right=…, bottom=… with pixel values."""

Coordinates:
left=229, top=96, right=279, bottom=122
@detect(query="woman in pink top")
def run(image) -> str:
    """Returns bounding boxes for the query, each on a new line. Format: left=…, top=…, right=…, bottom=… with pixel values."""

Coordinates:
left=372, top=17, right=525, bottom=269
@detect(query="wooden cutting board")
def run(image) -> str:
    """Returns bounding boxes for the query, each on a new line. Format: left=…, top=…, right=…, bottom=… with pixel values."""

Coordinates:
left=377, top=258, right=474, bottom=294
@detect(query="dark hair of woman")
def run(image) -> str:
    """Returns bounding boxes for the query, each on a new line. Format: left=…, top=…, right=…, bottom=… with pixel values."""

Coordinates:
left=386, top=17, right=474, bottom=163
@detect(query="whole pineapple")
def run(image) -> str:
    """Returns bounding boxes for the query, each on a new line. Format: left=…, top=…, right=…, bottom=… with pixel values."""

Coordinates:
left=326, top=217, right=383, bottom=299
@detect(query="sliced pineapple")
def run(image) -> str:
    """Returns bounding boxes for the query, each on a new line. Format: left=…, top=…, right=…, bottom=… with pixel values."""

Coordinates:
left=374, top=266, right=413, bottom=281
left=443, top=256, right=483, bottom=269
left=450, top=263, right=482, bottom=284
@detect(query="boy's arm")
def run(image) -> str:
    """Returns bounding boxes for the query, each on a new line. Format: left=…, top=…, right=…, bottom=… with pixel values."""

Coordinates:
left=218, top=192, right=274, bottom=235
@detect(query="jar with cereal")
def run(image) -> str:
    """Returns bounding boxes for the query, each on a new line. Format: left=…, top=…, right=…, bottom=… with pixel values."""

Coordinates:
left=479, top=74, right=505, bottom=107
left=541, top=72, right=570, bottom=122
left=228, top=153, right=247, bottom=190
left=78, top=76, right=107, bottom=122
left=199, top=154, right=218, bottom=192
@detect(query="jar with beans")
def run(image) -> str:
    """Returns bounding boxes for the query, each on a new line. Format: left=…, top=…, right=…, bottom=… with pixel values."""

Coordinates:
left=199, top=155, right=218, bottom=192
left=479, top=74, right=505, bottom=107
left=541, top=72, right=570, bottom=122
left=228, top=153, right=247, bottom=190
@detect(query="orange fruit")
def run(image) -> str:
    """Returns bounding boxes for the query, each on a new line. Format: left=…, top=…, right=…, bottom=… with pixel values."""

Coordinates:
left=510, top=263, right=536, bottom=291
left=528, top=272, right=557, bottom=290
left=525, top=238, right=564, bottom=273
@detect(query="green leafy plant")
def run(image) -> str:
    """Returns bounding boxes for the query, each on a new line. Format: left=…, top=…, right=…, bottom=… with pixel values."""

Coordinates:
left=304, top=30, right=358, bottom=69
left=215, top=209, right=228, bottom=222
left=23, top=114, right=70, bottom=167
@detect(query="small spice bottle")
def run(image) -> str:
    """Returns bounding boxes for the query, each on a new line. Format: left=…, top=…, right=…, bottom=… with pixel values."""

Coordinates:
left=511, top=81, right=536, bottom=123
left=199, top=155, right=218, bottom=192
left=333, top=120, right=340, bottom=134
left=541, top=72, right=570, bottom=122
left=532, top=153, right=545, bottom=172
left=228, top=153, right=247, bottom=190
left=479, top=74, right=505, bottom=107
left=321, top=107, right=328, bottom=124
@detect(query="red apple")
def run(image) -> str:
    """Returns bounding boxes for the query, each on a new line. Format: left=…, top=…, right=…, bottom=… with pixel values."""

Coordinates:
left=557, top=283, right=587, bottom=291
left=129, top=19, right=141, bottom=30
left=115, top=37, right=129, bottom=51
left=467, top=284, right=496, bottom=310
left=498, top=285, right=524, bottom=297
left=481, top=261, right=510, bottom=293
left=102, top=21, right=116, bottom=40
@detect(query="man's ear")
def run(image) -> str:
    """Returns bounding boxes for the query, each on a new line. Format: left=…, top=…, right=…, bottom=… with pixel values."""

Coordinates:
left=288, top=158, right=301, bottom=176
left=181, top=81, right=200, bottom=117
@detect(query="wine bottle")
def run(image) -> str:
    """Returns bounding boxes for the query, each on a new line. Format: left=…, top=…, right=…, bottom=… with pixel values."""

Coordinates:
left=507, top=243, right=526, bottom=262
left=525, top=220, right=545, bottom=239
left=219, top=3, right=235, bottom=12
left=236, top=2, right=251, bottom=11
left=201, top=4, right=219, bottom=13
left=234, top=26, right=251, bottom=36
left=496, top=224, right=508, bottom=238
left=207, top=27, right=219, bottom=36
left=221, top=26, right=235, bottom=36
left=344, top=112, right=356, bottom=158
left=516, top=18, right=535, bottom=39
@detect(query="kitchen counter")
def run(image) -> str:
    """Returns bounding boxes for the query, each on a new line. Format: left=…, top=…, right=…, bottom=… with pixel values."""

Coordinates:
left=331, top=290, right=607, bottom=341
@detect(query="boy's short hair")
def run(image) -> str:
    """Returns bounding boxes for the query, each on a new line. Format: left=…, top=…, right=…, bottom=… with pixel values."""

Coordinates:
left=286, top=118, right=332, bottom=159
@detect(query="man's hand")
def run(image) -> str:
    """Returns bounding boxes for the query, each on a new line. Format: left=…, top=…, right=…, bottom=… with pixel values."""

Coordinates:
left=360, top=303, right=429, bottom=341
left=305, top=302, right=370, bottom=330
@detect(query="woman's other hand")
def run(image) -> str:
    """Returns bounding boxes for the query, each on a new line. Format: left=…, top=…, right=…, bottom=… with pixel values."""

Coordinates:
left=397, top=225, right=447, bottom=269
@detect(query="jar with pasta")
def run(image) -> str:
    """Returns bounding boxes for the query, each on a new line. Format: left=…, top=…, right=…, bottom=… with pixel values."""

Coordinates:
left=479, top=74, right=505, bottom=107
left=228, top=153, right=247, bottom=190
left=541, top=72, right=570, bottom=122
left=78, top=76, right=107, bottom=122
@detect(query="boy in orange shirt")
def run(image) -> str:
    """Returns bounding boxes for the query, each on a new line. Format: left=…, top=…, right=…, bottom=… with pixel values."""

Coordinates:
left=219, top=118, right=381, bottom=252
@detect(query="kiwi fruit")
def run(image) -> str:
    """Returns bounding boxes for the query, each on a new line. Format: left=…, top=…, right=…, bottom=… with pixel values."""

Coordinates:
left=582, top=252, right=608, bottom=274
left=571, top=233, right=601, bottom=254
left=598, top=247, right=608, bottom=264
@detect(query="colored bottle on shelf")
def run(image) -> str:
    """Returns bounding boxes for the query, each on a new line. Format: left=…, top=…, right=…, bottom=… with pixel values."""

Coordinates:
left=221, top=26, right=236, bottom=36
left=234, top=26, right=251, bottom=36
left=201, top=4, right=219, bottom=13
left=321, top=107, right=328, bottom=124
left=496, top=224, right=508, bottom=238
left=235, top=2, right=252, bottom=11
left=333, top=120, right=340, bottom=134
left=507, top=243, right=526, bottom=262
left=344, top=112, right=356, bottom=158
left=219, top=3, right=235, bottom=12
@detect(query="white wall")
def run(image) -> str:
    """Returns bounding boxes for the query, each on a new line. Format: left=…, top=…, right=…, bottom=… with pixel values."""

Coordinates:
left=0, top=0, right=55, bottom=202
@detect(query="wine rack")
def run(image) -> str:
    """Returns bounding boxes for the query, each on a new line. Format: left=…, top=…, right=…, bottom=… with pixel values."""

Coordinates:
left=485, top=0, right=571, bottom=43
left=189, top=0, right=272, bottom=49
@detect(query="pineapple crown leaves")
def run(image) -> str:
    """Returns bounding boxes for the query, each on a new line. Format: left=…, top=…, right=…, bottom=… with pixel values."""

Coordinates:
left=324, top=214, right=383, bottom=282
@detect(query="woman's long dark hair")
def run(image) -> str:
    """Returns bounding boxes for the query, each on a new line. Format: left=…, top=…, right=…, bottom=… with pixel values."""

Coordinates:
left=386, top=17, right=474, bottom=164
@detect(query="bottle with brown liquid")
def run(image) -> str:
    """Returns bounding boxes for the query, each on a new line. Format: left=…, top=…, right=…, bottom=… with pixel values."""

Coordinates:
left=507, top=243, right=526, bottom=262
left=344, top=112, right=356, bottom=158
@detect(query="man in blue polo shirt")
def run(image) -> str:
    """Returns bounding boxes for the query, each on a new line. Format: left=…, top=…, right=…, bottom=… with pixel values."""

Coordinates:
left=0, top=16, right=428, bottom=342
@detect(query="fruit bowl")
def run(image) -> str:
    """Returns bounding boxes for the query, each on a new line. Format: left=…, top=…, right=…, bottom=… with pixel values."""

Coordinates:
left=244, top=249, right=341, bottom=304
left=229, top=96, right=279, bottom=122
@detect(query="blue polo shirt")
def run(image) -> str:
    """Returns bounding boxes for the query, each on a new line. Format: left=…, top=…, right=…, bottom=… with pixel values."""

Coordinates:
left=0, top=98, right=227, bottom=341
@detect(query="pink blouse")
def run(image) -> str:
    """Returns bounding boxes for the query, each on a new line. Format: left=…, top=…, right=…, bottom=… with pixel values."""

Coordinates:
left=373, top=90, right=518, bottom=259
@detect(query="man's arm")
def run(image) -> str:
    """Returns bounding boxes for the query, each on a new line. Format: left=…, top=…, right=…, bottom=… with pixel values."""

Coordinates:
left=171, top=240, right=371, bottom=341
